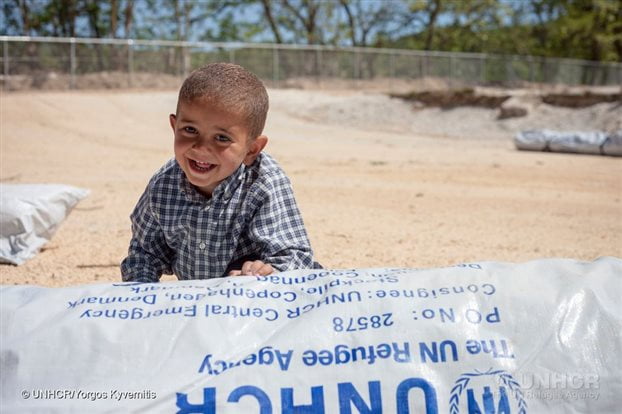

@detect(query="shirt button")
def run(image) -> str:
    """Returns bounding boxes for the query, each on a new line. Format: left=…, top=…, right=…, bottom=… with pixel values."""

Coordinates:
left=199, top=242, right=206, bottom=250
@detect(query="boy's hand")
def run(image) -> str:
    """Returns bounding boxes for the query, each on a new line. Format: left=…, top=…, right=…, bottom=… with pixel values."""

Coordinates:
left=229, top=260, right=274, bottom=276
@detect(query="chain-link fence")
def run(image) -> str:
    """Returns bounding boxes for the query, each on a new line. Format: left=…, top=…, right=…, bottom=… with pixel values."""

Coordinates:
left=2, top=36, right=621, bottom=91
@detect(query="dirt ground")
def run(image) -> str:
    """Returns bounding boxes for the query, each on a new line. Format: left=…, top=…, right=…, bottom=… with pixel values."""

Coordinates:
left=1, top=88, right=620, bottom=287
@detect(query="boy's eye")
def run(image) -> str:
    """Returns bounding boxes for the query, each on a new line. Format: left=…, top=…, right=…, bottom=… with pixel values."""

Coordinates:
left=183, top=126, right=197, bottom=134
left=215, top=135, right=232, bottom=143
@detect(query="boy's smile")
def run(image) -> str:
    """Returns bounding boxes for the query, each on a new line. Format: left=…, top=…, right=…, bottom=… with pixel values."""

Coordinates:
left=171, top=100, right=267, bottom=197
left=188, top=160, right=216, bottom=173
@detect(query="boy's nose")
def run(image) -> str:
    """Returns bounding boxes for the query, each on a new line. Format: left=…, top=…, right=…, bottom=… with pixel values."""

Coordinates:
left=192, top=137, right=214, bottom=151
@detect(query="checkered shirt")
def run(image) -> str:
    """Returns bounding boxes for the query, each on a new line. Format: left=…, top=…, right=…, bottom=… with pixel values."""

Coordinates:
left=121, top=153, right=320, bottom=282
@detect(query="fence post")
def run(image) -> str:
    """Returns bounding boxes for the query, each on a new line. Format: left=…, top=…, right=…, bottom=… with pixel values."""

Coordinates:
left=3, top=40, right=8, bottom=80
left=389, top=51, right=395, bottom=90
left=182, top=44, right=189, bottom=77
left=509, top=56, right=516, bottom=86
left=505, top=57, right=511, bottom=87
left=70, top=38, right=76, bottom=89
left=229, top=48, right=235, bottom=64
left=128, top=39, right=134, bottom=88
left=480, top=55, right=486, bottom=85
left=272, top=46, right=279, bottom=86
left=449, top=54, right=454, bottom=88
left=316, top=47, right=322, bottom=88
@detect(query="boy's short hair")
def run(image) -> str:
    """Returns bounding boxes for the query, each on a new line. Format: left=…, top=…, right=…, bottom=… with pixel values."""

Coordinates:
left=177, top=63, right=269, bottom=139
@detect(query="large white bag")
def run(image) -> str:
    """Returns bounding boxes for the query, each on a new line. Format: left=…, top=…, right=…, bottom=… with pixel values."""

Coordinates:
left=0, top=184, right=89, bottom=265
left=1, top=258, right=620, bottom=413
left=514, top=129, right=622, bottom=156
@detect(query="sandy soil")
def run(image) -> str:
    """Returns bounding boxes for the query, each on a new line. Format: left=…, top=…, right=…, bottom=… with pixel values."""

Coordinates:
left=1, top=88, right=620, bottom=287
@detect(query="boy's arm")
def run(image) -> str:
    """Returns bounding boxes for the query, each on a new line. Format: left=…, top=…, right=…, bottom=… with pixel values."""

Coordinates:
left=247, top=175, right=320, bottom=273
left=121, top=189, right=174, bottom=282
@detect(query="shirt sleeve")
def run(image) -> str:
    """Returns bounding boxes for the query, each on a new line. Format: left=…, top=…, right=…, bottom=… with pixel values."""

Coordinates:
left=248, top=174, right=321, bottom=272
left=120, top=186, right=174, bottom=282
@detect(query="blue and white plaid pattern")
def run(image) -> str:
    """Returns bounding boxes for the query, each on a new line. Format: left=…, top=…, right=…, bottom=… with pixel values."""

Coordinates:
left=121, top=153, right=320, bottom=282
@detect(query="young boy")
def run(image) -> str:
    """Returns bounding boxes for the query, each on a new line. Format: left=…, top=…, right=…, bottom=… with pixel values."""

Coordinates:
left=121, top=63, right=320, bottom=282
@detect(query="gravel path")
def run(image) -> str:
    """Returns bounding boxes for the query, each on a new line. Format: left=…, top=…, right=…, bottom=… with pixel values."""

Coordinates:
left=1, top=88, right=620, bottom=286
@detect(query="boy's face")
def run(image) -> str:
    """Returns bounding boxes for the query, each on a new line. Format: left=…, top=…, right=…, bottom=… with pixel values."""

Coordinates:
left=171, top=100, right=267, bottom=197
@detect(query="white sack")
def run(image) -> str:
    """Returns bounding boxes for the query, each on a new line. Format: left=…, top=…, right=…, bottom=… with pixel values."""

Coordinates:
left=0, top=184, right=89, bottom=265
left=514, top=129, right=618, bottom=156
left=514, top=129, right=557, bottom=151
left=1, top=258, right=621, bottom=413
left=602, top=130, right=622, bottom=156
left=547, top=130, right=607, bottom=154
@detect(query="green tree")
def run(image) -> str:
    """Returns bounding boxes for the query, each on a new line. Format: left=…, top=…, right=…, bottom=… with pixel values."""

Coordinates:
left=339, top=0, right=404, bottom=47
left=2, top=0, right=620, bottom=62
left=552, top=0, right=621, bottom=61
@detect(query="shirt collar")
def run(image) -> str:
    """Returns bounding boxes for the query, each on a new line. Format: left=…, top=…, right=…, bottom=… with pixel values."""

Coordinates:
left=213, top=163, right=246, bottom=201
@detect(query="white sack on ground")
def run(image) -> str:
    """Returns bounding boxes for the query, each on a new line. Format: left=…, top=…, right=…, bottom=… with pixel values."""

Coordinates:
left=514, top=129, right=622, bottom=156
left=602, top=130, right=622, bottom=156
left=0, top=184, right=89, bottom=265
left=1, top=258, right=621, bottom=413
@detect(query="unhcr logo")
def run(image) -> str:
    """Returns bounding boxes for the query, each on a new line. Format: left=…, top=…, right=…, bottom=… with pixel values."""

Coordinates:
left=449, top=369, right=526, bottom=414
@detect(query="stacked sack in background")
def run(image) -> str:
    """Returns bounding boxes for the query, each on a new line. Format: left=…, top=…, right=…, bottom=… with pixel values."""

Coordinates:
left=515, top=130, right=622, bottom=156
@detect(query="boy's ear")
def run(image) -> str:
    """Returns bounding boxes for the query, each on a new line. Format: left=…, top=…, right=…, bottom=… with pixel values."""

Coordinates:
left=243, top=135, right=268, bottom=166
left=169, top=114, right=176, bottom=131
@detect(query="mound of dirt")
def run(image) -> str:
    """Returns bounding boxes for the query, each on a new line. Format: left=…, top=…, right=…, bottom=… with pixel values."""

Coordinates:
left=391, top=88, right=510, bottom=109
left=392, top=88, right=622, bottom=110
left=271, top=88, right=622, bottom=140
left=542, top=91, right=621, bottom=108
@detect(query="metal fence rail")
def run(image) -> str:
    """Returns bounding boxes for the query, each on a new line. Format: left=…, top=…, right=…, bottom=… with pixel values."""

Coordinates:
left=2, top=36, right=621, bottom=90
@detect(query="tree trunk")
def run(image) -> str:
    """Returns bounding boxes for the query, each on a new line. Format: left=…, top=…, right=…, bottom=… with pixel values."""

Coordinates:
left=17, top=0, right=31, bottom=35
left=261, top=0, right=283, bottom=43
left=339, top=0, right=357, bottom=46
left=424, top=0, right=442, bottom=51
left=85, top=0, right=105, bottom=71
left=110, top=0, right=118, bottom=37
left=123, top=0, right=133, bottom=38
left=281, top=0, right=319, bottom=44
